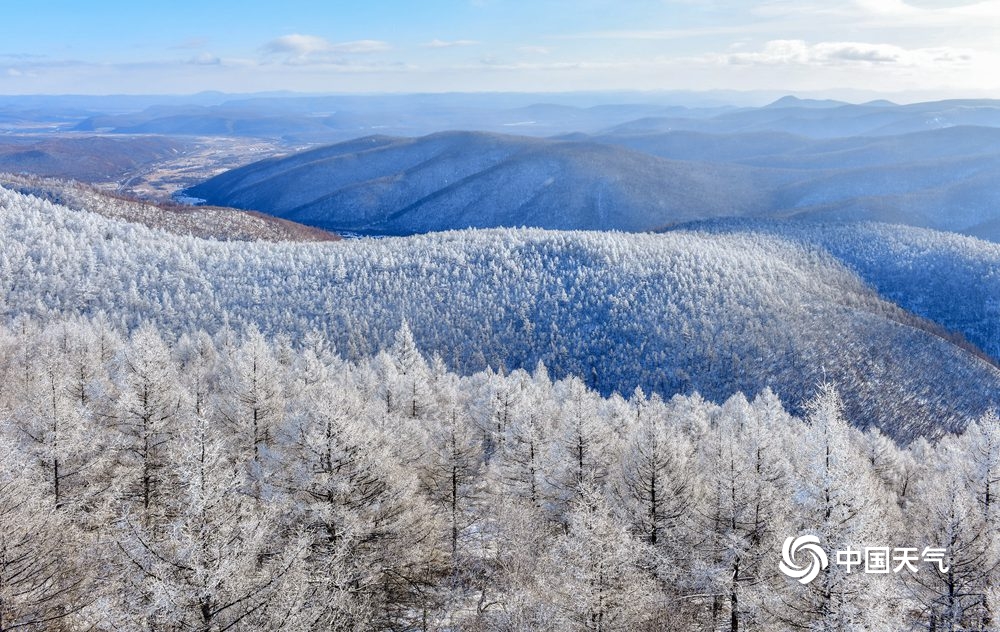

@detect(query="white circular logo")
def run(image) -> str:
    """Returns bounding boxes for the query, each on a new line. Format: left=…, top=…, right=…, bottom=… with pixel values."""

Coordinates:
left=780, top=535, right=829, bottom=584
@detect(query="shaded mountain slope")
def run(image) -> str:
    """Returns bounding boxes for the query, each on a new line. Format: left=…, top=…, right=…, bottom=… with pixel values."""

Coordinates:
left=185, top=131, right=794, bottom=235
left=187, top=127, right=1000, bottom=240
left=585, top=126, right=1000, bottom=171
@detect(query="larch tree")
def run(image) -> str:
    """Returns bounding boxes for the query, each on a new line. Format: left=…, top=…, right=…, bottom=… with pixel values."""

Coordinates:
left=114, top=398, right=305, bottom=632
left=904, top=436, right=1000, bottom=630
left=544, top=486, right=661, bottom=631
left=0, top=430, right=97, bottom=631
left=114, top=324, right=184, bottom=519
left=548, top=377, right=613, bottom=520
left=613, top=389, right=698, bottom=605
left=388, top=321, right=433, bottom=420
left=15, top=327, right=88, bottom=510
left=218, top=327, right=285, bottom=499
left=282, top=382, right=446, bottom=631
left=776, top=383, right=900, bottom=631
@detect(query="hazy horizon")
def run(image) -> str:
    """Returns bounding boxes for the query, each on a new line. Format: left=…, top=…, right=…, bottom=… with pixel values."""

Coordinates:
left=3, top=0, right=999, bottom=100
left=0, top=88, right=994, bottom=109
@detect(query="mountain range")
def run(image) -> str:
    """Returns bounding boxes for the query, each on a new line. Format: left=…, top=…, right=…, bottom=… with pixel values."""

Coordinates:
left=0, top=135, right=190, bottom=182
left=185, top=132, right=789, bottom=235
left=187, top=125, right=1000, bottom=240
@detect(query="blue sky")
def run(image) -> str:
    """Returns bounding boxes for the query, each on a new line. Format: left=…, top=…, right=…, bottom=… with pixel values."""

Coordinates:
left=2, top=0, right=999, bottom=98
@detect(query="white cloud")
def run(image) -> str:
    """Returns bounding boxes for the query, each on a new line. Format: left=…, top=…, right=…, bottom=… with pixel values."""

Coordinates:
left=261, top=34, right=391, bottom=64
left=424, top=39, right=478, bottom=48
left=726, top=39, right=975, bottom=67
left=189, top=52, right=221, bottom=66
left=263, top=34, right=333, bottom=56
left=329, top=40, right=392, bottom=54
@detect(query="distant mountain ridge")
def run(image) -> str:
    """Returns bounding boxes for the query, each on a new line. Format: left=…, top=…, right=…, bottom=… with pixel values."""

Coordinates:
left=185, top=131, right=792, bottom=235
left=606, top=98, right=1000, bottom=138
left=187, top=126, right=1000, bottom=240
left=0, top=135, right=190, bottom=182
left=55, top=95, right=1000, bottom=140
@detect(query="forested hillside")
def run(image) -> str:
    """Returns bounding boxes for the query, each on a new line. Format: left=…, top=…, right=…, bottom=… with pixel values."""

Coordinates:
left=185, top=124, right=1000, bottom=241
left=2, top=317, right=999, bottom=631
left=184, top=132, right=787, bottom=235
left=0, top=136, right=189, bottom=182
left=4, top=180, right=1000, bottom=630
left=678, top=219, right=1000, bottom=361
left=0, top=174, right=337, bottom=242
left=3, top=186, right=997, bottom=441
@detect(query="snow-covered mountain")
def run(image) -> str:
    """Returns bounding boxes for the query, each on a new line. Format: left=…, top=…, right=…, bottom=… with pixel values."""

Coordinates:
left=672, top=218, right=1000, bottom=362
left=0, top=174, right=337, bottom=242
left=185, top=131, right=788, bottom=235
left=3, top=184, right=997, bottom=441
left=187, top=126, right=1000, bottom=240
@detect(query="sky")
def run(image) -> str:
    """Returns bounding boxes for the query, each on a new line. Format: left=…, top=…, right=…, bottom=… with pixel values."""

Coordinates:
left=2, top=0, right=999, bottom=99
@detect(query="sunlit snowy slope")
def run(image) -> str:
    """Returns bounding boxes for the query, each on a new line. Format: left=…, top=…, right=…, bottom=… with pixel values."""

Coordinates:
left=3, top=185, right=997, bottom=440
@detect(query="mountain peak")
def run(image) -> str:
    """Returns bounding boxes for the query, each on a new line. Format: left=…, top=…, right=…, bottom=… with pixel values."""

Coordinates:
left=765, top=95, right=847, bottom=109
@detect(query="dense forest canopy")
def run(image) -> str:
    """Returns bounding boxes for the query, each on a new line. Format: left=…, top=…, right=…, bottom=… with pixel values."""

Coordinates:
left=677, top=218, right=1000, bottom=361
left=1, top=317, right=997, bottom=631
left=2, top=184, right=999, bottom=630
left=2, top=186, right=997, bottom=442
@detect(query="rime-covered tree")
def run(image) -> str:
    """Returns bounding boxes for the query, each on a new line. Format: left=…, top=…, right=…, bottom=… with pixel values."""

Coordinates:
left=282, top=383, right=446, bottom=630
left=114, top=324, right=184, bottom=517
left=114, top=404, right=304, bottom=632
left=0, top=431, right=97, bottom=631
left=693, top=392, right=793, bottom=631
left=548, top=377, right=614, bottom=519
left=418, top=382, right=485, bottom=566
left=544, top=486, right=661, bottom=631
left=217, top=327, right=285, bottom=499
left=388, top=321, right=434, bottom=420
left=904, top=434, right=1000, bottom=630
left=776, top=383, right=899, bottom=630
